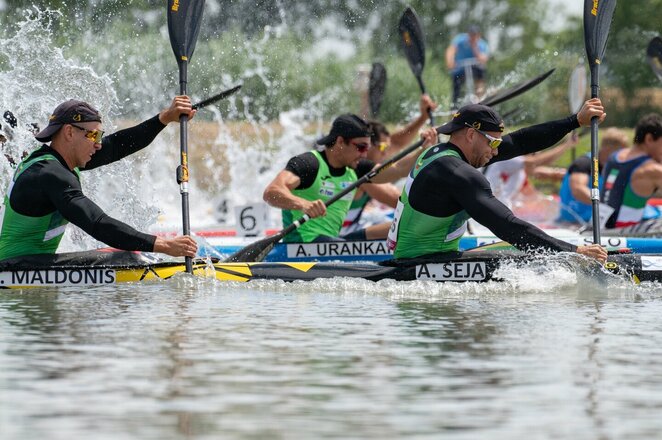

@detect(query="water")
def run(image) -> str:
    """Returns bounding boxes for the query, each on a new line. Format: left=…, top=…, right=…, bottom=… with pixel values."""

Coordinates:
left=2, top=276, right=662, bottom=439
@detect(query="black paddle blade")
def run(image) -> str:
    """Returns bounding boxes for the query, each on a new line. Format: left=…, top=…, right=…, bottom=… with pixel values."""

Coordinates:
left=583, top=0, right=617, bottom=71
left=369, top=62, right=387, bottom=117
left=647, top=36, right=662, bottom=82
left=398, top=7, right=426, bottom=78
left=167, top=0, right=206, bottom=64
left=225, top=234, right=281, bottom=263
left=479, top=69, right=555, bottom=107
left=192, top=84, right=242, bottom=110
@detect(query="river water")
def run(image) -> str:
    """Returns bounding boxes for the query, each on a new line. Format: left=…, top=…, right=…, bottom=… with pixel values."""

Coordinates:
left=2, top=273, right=662, bottom=439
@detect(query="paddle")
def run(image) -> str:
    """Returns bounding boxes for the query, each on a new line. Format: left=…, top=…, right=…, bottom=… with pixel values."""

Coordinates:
left=479, top=69, right=555, bottom=107
left=647, top=36, right=662, bottom=83
left=226, top=65, right=557, bottom=263
left=192, top=84, right=242, bottom=110
left=226, top=138, right=429, bottom=263
left=568, top=61, right=587, bottom=160
left=584, top=0, right=617, bottom=245
left=368, top=62, right=387, bottom=118
left=167, top=0, right=206, bottom=273
left=398, top=6, right=434, bottom=125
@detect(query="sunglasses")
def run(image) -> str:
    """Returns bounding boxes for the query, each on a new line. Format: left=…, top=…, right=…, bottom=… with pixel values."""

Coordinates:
left=349, top=140, right=370, bottom=153
left=70, top=124, right=104, bottom=144
left=465, top=123, right=502, bottom=149
left=376, top=141, right=389, bottom=152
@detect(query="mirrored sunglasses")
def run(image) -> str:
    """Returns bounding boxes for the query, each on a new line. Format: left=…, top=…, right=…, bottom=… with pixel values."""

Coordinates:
left=465, top=123, right=502, bottom=149
left=70, top=123, right=104, bottom=143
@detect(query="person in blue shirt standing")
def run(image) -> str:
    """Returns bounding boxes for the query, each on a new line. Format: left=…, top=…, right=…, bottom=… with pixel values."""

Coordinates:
left=445, top=25, right=489, bottom=108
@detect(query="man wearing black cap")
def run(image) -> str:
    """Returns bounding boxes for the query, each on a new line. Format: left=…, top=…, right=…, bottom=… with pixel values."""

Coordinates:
left=0, top=96, right=199, bottom=261
left=263, top=113, right=438, bottom=243
left=445, top=25, right=489, bottom=108
left=387, top=99, right=608, bottom=263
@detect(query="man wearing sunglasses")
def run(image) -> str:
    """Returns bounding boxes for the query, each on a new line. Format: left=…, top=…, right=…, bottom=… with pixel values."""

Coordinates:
left=387, top=100, right=608, bottom=263
left=263, top=113, right=438, bottom=243
left=0, top=97, right=198, bottom=261
left=340, top=94, right=438, bottom=239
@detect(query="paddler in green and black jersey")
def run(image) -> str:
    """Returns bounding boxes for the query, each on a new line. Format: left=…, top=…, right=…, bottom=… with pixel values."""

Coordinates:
left=388, top=101, right=608, bottom=263
left=340, top=94, right=438, bottom=240
left=600, top=113, right=662, bottom=233
left=263, top=113, right=438, bottom=243
left=0, top=97, right=199, bottom=261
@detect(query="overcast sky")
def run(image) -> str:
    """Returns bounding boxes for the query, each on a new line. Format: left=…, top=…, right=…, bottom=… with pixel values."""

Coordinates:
left=546, top=0, right=583, bottom=30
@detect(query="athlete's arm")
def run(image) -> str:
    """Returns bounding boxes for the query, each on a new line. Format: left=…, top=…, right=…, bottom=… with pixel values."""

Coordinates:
left=371, top=128, right=438, bottom=183
left=263, top=153, right=326, bottom=218
left=84, top=96, right=196, bottom=170
left=569, top=172, right=591, bottom=204
left=490, top=98, right=605, bottom=164
left=410, top=158, right=577, bottom=253
left=458, top=169, right=578, bottom=252
left=38, top=164, right=156, bottom=251
left=362, top=183, right=401, bottom=208
left=389, top=95, right=438, bottom=151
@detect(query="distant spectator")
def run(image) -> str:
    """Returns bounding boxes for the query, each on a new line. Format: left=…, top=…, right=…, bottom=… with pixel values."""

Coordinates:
left=445, top=25, right=489, bottom=108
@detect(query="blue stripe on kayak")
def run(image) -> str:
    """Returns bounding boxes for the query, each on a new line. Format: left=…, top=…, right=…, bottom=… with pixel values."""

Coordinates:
left=202, top=236, right=662, bottom=262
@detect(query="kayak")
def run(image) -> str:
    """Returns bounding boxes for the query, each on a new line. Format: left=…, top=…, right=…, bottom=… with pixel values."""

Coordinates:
left=1, top=249, right=661, bottom=288
left=200, top=236, right=662, bottom=263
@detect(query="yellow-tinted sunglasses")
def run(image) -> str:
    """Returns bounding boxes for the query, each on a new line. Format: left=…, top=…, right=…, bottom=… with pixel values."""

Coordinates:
left=377, top=141, right=389, bottom=152
left=70, top=123, right=104, bottom=144
left=466, top=123, right=502, bottom=149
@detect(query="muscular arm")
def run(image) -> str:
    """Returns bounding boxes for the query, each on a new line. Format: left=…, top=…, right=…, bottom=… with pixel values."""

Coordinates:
left=262, top=169, right=308, bottom=210
left=569, top=172, right=591, bottom=204
left=409, top=157, right=577, bottom=253
left=83, top=115, right=166, bottom=170
left=371, top=128, right=438, bottom=184
left=389, top=96, right=437, bottom=151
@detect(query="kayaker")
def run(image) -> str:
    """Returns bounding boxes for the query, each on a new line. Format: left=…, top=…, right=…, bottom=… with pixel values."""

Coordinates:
left=340, top=94, right=438, bottom=240
left=0, top=97, right=198, bottom=261
left=601, top=113, right=662, bottom=233
left=557, top=127, right=629, bottom=225
left=388, top=99, right=608, bottom=263
left=262, top=113, right=438, bottom=243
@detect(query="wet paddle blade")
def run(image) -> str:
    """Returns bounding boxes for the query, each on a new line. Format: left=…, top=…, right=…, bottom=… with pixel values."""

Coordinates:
left=167, top=0, right=206, bottom=65
left=225, top=234, right=282, bottom=263
left=369, top=62, right=387, bottom=118
left=584, top=0, right=617, bottom=82
left=192, top=84, right=242, bottom=110
left=479, top=69, right=555, bottom=107
left=647, top=36, right=662, bottom=83
left=568, top=61, right=588, bottom=113
left=398, top=7, right=426, bottom=79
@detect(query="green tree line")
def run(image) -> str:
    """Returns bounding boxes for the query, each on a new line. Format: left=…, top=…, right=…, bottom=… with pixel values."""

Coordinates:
left=1, top=0, right=660, bottom=125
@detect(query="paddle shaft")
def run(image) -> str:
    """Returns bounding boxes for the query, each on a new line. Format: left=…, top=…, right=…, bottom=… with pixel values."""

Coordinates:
left=192, top=84, right=242, bottom=110
left=589, top=64, right=601, bottom=244
left=177, top=61, right=193, bottom=273
left=416, top=76, right=435, bottom=126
